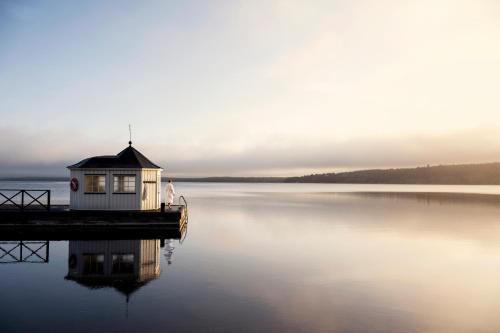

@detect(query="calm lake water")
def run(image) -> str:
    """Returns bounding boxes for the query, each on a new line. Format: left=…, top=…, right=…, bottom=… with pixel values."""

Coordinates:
left=3, top=182, right=500, bottom=332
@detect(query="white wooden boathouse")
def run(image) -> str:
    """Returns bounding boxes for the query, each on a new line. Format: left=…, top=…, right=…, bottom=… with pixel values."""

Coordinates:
left=67, top=142, right=163, bottom=210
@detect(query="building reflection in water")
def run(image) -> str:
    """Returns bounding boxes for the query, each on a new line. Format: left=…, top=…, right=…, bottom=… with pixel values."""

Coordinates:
left=1, top=224, right=187, bottom=309
left=65, top=240, right=164, bottom=300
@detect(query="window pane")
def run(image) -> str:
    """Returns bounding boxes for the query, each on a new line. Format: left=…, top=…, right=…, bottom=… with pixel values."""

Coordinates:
left=85, top=176, right=92, bottom=192
left=126, top=176, right=135, bottom=192
left=113, top=175, right=135, bottom=193
left=85, top=175, right=106, bottom=193
left=112, top=253, right=135, bottom=274
left=83, top=254, right=105, bottom=275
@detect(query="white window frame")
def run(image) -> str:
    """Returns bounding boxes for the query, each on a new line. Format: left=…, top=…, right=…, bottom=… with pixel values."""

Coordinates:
left=84, top=174, right=106, bottom=193
left=113, top=175, right=136, bottom=193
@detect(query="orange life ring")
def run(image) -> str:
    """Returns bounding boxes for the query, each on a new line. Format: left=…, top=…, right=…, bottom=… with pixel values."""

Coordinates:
left=69, top=254, right=77, bottom=269
left=70, top=178, right=79, bottom=192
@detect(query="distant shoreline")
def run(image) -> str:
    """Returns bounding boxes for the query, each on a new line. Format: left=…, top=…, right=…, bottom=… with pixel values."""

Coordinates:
left=2, top=162, right=500, bottom=185
left=0, top=176, right=286, bottom=183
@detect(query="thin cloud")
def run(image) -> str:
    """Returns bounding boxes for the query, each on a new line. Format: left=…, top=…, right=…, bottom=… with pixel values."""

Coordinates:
left=1, top=127, right=500, bottom=177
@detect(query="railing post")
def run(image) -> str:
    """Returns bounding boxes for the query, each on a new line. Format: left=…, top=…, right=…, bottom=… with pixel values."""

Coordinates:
left=21, top=190, right=24, bottom=211
left=47, top=190, right=51, bottom=211
left=45, top=241, right=49, bottom=263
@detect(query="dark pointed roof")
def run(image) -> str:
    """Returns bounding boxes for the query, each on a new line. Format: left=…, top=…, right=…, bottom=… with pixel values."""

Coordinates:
left=64, top=276, right=154, bottom=297
left=67, top=145, right=162, bottom=169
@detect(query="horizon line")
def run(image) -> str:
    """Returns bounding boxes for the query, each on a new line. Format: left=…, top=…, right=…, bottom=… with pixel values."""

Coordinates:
left=2, top=161, right=500, bottom=181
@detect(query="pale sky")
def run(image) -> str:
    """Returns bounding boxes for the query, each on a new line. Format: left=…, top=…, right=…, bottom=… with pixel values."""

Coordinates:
left=1, top=0, right=500, bottom=177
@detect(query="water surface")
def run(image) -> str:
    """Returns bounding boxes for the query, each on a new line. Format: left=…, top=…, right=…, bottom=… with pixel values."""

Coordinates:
left=2, top=182, right=500, bottom=332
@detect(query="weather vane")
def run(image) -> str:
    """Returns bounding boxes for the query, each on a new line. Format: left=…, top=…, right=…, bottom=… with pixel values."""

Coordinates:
left=128, top=124, right=132, bottom=146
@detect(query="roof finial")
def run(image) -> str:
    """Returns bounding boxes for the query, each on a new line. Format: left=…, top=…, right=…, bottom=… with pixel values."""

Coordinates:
left=128, top=124, right=132, bottom=146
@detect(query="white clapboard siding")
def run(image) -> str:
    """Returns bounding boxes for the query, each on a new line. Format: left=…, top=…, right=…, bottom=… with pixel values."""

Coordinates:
left=69, top=169, right=113, bottom=210
left=69, top=168, right=161, bottom=210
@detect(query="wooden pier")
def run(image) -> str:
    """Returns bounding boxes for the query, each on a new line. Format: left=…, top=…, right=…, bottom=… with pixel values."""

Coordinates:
left=0, top=189, right=188, bottom=239
left=0, top=222, right=187, bottom=241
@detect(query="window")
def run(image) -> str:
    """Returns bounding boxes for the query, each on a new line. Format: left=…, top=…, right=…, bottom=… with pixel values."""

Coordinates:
left=113, top=175, right=136, bottom=193
left=83, top=254, right=104, bottom=275
left=85, top=175, right=106, bottom=193
left=112, top=254, right=135, bottom=274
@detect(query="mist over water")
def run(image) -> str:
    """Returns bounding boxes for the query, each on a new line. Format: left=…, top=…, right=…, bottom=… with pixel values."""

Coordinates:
left=2, top=182, right=500, bottom=332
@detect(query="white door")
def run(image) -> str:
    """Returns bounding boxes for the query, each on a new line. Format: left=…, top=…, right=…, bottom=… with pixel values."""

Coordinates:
left=143, top=182, right=157, bottom=210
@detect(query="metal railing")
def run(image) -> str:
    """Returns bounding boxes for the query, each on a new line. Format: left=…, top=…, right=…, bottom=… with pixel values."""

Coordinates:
left=178, top=195, right=188, bottom=224
left=0, top=241, right=50, bottom=264
left=178, top=195, right=188, bottom=210
left=0, top=189, right=51, bottom=211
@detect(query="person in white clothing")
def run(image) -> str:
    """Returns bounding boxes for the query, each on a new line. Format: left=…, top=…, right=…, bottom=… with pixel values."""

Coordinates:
left=166, top=179, right=175, bottom=209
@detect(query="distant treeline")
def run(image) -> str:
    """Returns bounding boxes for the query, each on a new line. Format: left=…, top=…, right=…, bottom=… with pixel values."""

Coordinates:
left=3, top=162, right=500, bottom=185
left=284, top=163, right=500, bottom=185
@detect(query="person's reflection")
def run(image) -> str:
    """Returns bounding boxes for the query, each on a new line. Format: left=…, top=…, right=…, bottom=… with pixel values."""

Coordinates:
left=65, top=240, right=162, bottom=299
left=165, top=239, right=175, bottom=265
